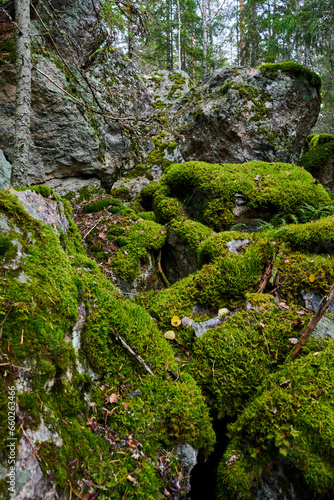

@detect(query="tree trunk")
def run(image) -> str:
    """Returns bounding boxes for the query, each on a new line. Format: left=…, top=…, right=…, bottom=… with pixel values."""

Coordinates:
left=166, top=0, right=172, bottom=70
left=177, top=0, right=181, bottom=70
left=13, top=0, right=31, bottom=187
left=250, top=0, right=258, bottom=66
left=295, top=0, right=301, bottom=64
left=240, top=0, right=246, bottom=66
left=202, top=0, right=208, bottom=76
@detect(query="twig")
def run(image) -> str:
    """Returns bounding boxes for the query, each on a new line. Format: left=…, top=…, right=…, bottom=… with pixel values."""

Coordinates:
left=291, top=283, right=334, bottom=359
left=110, top=328, right=154, bottom=376
left=83, top=216, right=104, bottom=240
left=157, top=249, right=170, bottom=287
left=257, top=248, right=278, bottom=293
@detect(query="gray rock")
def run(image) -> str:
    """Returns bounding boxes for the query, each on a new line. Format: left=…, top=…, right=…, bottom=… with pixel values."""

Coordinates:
left=44, top=177, right=105, bottom=203
left=172, top=66, right=320, bottom=165
left=302, top=290, right=334, bottom=313
left=177, top=443, right=198, bottom=472
left=0, top=50, right=153, bottom=189
left=0, top=149, right=11, bottom=189
left=312, top=316, right=334, bottom=339
left=11, top=189, right=69, bottom=235
left=13, top=419, right=62, bottom=500
left=227, top=238, right=251, bottom=254
left=192, top=316, right=223, bottom=337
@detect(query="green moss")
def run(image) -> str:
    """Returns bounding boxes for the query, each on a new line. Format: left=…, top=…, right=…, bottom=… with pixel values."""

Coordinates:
left=308, top=133, right=334, bottom=149
left=111, top=186, right=131, bottom=201
left=218, top=341, right=334, bottom=498
left=150, top=161, right=330, bottom=227
left=0, top=234, right=12, bottom=256
left=83, top=198, right=120, bottom=213
left=0, top=189, right=215, bottom=498
left=299, top=138, right=334, bottom=174
left=259, top=62, right=322, bottom=93
left=138, top=211, right=156, bottom=221
left=168, top=73, right=186, bottom=85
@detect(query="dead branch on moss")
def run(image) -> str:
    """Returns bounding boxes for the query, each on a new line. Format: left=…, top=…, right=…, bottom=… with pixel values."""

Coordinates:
left=110, top=327, right=154, bottom=376
left=291, top=283, right=334, bottom=358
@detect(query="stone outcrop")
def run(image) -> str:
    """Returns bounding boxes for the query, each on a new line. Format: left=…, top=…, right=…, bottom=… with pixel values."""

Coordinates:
left=0, top=149, right=11, bottom=189
left=0, top=50, right=153, bottom=189
left=172, top=64, right=321, bottom=165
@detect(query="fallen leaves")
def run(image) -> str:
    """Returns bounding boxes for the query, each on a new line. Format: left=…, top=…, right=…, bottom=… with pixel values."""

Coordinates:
left=164, top=331, right=176, bottom=340
left=171, top=316, right=181, bottom=327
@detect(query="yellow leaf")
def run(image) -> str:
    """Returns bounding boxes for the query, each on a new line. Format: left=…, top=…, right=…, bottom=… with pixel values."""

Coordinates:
left=309, top=274, right=315, bottom=282
left=171, top=316, right=181, bottom=327
left=164, top=330, right=175, bottom=340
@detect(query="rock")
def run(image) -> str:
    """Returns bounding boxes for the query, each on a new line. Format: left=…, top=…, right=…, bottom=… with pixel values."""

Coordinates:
left=192, top=316, right=223, bottom=337
left=0, top=149, right=11, bottom=189
left=161, top=226, right=199, bottom=283
left=44, top=177, right=105, bottom=203
left=0, top=50, right=153, bottom=189
left=172, top=65, right=321, bottom=165
left=144, top=69, right=191, bottom=109
left=301, top=290, right=334, bottom=313
left=299, top=134, right=334, bottom=189
left=177, top=443, right=198, bottom=473
left=11, top=189, right=69, bottom=235
left=312, top=316, right=334, bottom=339
left=226, top=238, right=251, bottom=254
left=13, top=419, right=62, bottom=500
left=39, top=0, right=109, bottom=67
left=182, top=317, right=193, bottom=327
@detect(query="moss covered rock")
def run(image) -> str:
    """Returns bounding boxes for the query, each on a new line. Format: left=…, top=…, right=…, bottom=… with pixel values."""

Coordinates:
left=0, top=189, right=215, bottom=499
left=300, top=133, right=334, bottom=190
left=172, top=64, right=321, bottom=165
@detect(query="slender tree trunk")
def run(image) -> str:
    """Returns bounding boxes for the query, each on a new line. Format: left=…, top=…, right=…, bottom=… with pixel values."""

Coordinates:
left=295, top=0, right=301, bottom=64
left=202, top=0, right=208, bottom=76
left=191, top=33, right=195, bottom=79
left=240, top=0, right=246, bottom=66
left=250, top=0, right=258, bottom=66
left=166, top=0, right=172, bottom=70
left=177, top=0, right=181, bottom=70
left=13, top=0, right=31, bottom=186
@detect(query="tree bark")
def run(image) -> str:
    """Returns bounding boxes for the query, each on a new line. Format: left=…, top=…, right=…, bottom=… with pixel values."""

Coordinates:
left=202, top=0, right=208, bottom=76
left=240, top=0, right=246, bottom=66
left=166, top=0, right=172, bottom=70
left=177, top=0, right=181, bottom=70
left=12, top=0, right=31, bottom=187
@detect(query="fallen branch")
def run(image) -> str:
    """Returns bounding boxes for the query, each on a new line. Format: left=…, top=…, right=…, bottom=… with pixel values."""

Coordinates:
left=291, top=283, right=334, bottom=358
left=257, top=248, right=278, bottom=293
left=110, top=328, right=154, bottom=376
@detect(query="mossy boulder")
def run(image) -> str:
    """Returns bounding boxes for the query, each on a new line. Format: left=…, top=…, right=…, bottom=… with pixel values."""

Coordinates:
left=172, top=64, right=321, bottom=165
left=300, top=133, right=334, bottom=190
left=0, top=189, right=215, bottom=499
left=142, top=160, right=330, bottom=230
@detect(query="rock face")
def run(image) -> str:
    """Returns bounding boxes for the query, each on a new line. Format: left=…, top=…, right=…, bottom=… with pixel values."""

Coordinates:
left=172, top=65, right=321, bottom=165
left=0, top=51, right=153, bottom=188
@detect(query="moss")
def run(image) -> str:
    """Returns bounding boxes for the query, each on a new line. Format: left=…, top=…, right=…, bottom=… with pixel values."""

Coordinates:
left=153, top=99, right=166, bottom=109
left=259, top=62, right=322, bottom=94
left=83, top=198, right=120, bottom=213
left=138, top=211, right=156, bottom=221
left=0, top=234, right=12, bottom=256
left=0, top=189, right=215, bottom=498
left=203, top=199, right=235, bottom=231
left=111, top=186, right=131, bottom=201
left=308, top=133, right=334, bottom=149
left=218, top=341, right=334, bottom=499
left=168, top=73, right=186, bottom=85
left=150, top=161, right=330, bottom=227
left=299, top=138, right=334, bottom=174
left=122, top=55, right=131, bottom=62
left=109, top=219, right=167, bottom=280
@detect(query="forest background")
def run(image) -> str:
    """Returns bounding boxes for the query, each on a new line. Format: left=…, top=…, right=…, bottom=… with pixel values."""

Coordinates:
left=101, top=0, right=334, bottom=133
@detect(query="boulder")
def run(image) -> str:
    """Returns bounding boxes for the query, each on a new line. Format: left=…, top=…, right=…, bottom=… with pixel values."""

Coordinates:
left=172, top=63, right=321, bottom=165
left=0, top=51, right=153, bottom=189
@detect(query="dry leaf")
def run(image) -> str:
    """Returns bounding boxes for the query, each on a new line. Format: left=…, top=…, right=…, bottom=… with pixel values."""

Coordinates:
left=309, top=274, right=315, bottom=282
left=98, top=232, right=106, bottom=239
left=164, top=331, right=176, bottom=340
left=108, top=393, right=118, bottom=404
